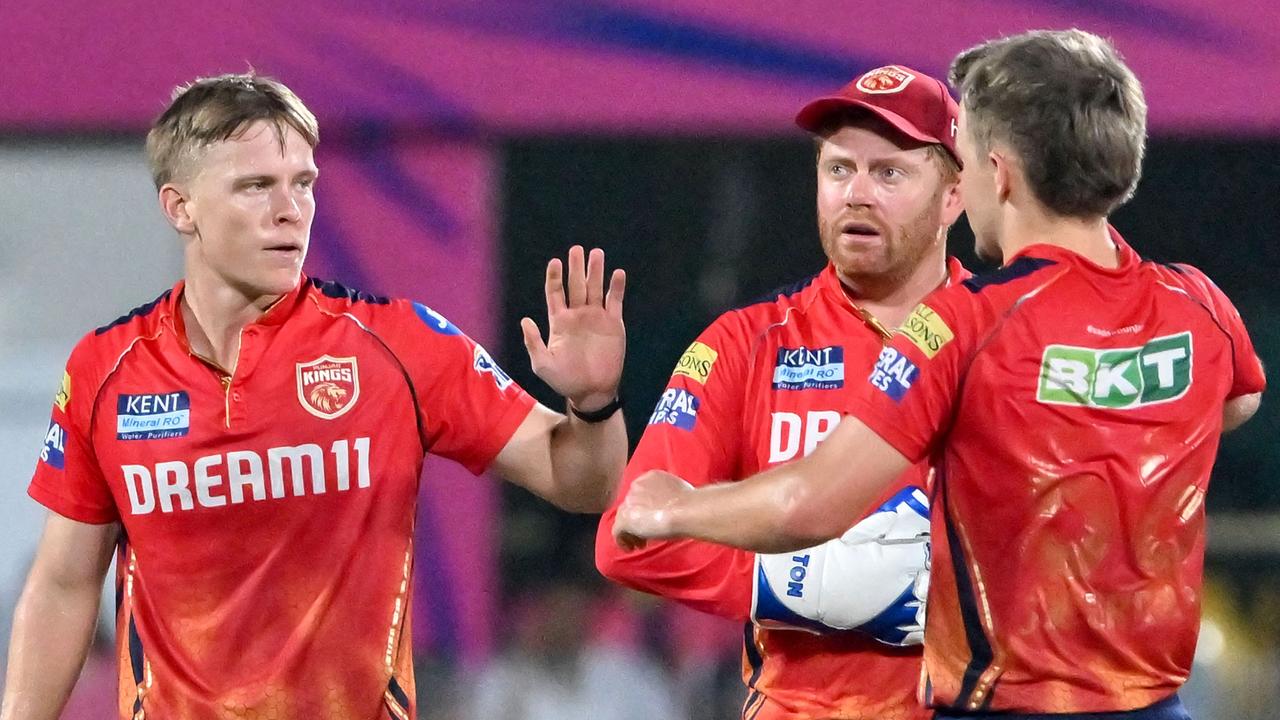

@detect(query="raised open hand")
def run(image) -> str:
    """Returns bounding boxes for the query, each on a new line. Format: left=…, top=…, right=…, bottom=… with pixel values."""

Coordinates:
left=520, top=246, right=626, bottom=411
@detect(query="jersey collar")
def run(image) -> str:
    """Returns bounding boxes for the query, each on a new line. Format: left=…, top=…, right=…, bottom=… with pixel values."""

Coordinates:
left=165, top=276, right=308, bottom=354
left=1005, top=225, right=1139, bottom=276
left=817, top=258, right=967, bottom=340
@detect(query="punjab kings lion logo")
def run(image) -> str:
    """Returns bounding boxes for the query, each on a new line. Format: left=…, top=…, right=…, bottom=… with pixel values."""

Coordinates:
left=296, top=356, right=360, bottom=420
left=856, top=65, right=916, bottom=94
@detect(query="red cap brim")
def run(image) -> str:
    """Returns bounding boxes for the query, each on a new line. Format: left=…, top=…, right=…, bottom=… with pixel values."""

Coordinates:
left=795, top=97, right=939, bottom=146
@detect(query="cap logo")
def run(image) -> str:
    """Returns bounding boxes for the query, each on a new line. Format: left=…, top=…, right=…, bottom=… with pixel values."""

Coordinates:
left=296, top=355, right=360, bottom=420
left=856, top=66, right=915, bottom=94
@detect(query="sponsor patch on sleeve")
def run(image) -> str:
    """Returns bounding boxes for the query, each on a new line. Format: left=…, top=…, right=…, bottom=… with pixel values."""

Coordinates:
left=413, top=302, right=463, bottom=335
left=648, top=388, right=700, bottom=431
left=868, top=347, right=919, bottom=402
left=473, top=346, right=514, bottom=390
left=898, top=303, right=954, bottom=358
left=54, top=371, right=71, bottom=412
left=40, top=419, right=66, bottom=469
left=672, top=342, right=718, bottom=384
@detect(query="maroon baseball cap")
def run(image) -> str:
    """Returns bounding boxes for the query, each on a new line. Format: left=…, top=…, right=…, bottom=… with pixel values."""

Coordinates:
left=795, top=65, right=961, bottom=167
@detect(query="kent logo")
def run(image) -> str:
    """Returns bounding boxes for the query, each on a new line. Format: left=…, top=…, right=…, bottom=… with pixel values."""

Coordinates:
left=1037, top=332, right=1193, bottom=408
left=772, top=346, right=844, bottom=390
left=117, top=391, right=191, bottom=440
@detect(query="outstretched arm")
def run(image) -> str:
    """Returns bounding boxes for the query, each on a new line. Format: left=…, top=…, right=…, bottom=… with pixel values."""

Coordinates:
left=614, top=415, right=909, bottom=552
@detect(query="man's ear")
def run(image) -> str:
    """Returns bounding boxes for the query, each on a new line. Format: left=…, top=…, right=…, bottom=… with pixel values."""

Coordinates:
left=940, top=175, right=964, bottom=227
left=990, top=147, right=1014, bottom=205
left=159, top=183, right=195, bottom=234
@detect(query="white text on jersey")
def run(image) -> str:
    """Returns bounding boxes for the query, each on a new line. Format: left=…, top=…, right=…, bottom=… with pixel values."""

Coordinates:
left=121, top=438, right=372, bottom=515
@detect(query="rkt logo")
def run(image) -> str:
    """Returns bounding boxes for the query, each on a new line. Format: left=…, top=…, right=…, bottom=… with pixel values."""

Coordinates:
left=1038, top=332, right=1193, bottom=409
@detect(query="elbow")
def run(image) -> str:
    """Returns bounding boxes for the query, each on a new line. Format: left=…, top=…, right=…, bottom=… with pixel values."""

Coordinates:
left=555, top=485, right=613, bottom=514
left=1223, top=392, right=1262, bottom=433
left=774, top=471, right=849, bottom=548
left=593, top=514, right=631, bottom=583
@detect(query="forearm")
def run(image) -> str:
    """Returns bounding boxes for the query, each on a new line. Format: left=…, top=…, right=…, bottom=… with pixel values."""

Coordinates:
left=1, top=576, right=102, bottom=720
left=546, top=407, right=627, bottom=513
left=660, top=417, right=908, bottom=552
left=663, top=461, right=832, bottom=553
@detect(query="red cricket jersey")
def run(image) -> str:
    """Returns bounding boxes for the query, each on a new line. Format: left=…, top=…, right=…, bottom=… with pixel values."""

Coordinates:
left=847, top=230, right=1266, bottom=714
left=30, top=277, right=536, bottom=720
left=598, top=260, right=968, bottom=720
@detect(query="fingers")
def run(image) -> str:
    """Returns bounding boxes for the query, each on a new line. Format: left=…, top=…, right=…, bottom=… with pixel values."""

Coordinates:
left=553, top=245, right=620, bottom=311
left=605, top=268, right=626, bottom=319
left=566, top=245, right=587, bottom=307
left=612, top=506, right=649, bottom=551
left=586, top=247, right=605, bottom=306
left=544, top=258, right=566, bottom=314
left=520, top=317, right=548, bottom=368
left=615, top=530, right=647, bottom=551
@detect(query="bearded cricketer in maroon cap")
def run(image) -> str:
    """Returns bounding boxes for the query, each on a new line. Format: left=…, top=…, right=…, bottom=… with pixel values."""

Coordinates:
left=596, top=65, right=968, bottom=720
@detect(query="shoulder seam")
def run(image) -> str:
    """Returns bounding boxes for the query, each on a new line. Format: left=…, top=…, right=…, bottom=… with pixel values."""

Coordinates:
left=734, top=271, right=822, bottom=312
left=89, top=326, right=170, bottom=456
left=95, top=288, right=173, bottom=336
left=309, top=299, right=429, bottom=453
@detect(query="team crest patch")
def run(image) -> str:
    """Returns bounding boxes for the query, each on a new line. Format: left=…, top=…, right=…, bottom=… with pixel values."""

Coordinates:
left=856, top=66, right=915, bottom=94
left=296, top=356, right=360, bottom=420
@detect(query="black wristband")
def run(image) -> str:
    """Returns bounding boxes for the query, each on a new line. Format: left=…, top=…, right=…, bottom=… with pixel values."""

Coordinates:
left=570, top=395, right=624, bottom=423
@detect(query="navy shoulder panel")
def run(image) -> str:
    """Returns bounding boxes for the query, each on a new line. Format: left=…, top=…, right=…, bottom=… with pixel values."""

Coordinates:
left=962, top=257, right=1057, bottom=294
left=95, top=289, right=173, bottom=336
left=308, top=277, right=390, bottom=305
left=736, top=272, right=819, bottom=311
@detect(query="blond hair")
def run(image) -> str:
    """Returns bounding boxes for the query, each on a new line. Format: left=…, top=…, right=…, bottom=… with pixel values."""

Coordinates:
left=145, top=72, right=319, bottom=189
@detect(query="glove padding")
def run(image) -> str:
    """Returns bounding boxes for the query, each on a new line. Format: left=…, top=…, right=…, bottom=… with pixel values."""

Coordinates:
left=751, top=485, right=930, bottom=646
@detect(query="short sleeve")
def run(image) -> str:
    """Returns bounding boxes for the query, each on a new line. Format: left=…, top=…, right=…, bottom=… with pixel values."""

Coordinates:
left=627, top=313, right=749, bottom=486
left=845, top=290, right=976, bottom=463
left=28, top=354, right=119, bottom=524
left=595, top=311, right=756, bottom=620
left=370, top=300, right=536, bottom=475
left=1172, top=263, right=1266, bottom=399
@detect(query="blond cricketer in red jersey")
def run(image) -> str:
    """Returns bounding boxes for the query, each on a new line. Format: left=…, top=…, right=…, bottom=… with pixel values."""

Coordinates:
left=3, top=73, right=627, bottom=720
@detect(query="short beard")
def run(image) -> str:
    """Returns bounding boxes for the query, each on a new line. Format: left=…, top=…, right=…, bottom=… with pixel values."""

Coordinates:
left=823, top=210, right=944, bottom=299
